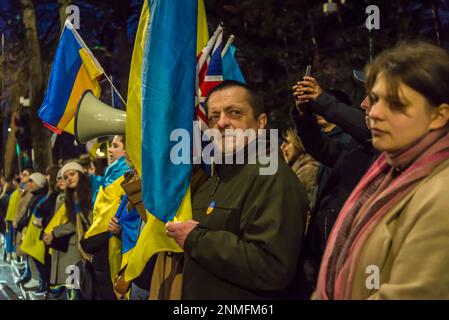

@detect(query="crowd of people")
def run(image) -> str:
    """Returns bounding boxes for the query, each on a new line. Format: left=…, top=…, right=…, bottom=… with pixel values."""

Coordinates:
left=1, top=40, right=449, bottom=300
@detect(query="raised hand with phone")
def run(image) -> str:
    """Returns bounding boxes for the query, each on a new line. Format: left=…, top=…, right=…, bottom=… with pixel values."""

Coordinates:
left=292, top=65, right=322, bottom=111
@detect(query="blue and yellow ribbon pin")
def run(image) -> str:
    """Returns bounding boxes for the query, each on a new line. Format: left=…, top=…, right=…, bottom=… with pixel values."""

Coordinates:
left=206, top=200, right=216, bottom=215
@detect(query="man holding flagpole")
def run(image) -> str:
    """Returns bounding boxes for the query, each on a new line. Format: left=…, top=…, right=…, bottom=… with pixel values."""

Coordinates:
left=167, top=80, right=309, bottom=299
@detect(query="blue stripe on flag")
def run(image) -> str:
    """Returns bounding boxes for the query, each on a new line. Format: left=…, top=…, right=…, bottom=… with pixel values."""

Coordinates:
left=141, top=0, right=197, bottom=223
left=38, top=26, right=82, bottom=126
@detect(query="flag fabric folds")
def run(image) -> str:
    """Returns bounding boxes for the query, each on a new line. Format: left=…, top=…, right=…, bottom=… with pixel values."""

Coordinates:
left=140, top=0, right=197, bottom=224
left=38, top=20, right=104, bottom=135
left=113, top=196, right=141, bottom=270
left=125, top=0, right=150, bottom=176
left=44, top=204, right=70, bottom=256
left=124, top=0, right=209, bottom=282
left=84, top=156, right=129, bottom=239
left=21, top=214, right=46, bottom=264
left=84, top=156, right=130, bottom=282
left=44, top=204, right=68, bottom=236
left=90, top=156, right=130, bottom=206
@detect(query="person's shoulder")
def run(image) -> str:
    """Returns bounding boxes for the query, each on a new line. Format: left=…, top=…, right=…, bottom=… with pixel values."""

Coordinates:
left=402, top=158, right=449, bottom=221
left=414, top=158, right=449, bottom=195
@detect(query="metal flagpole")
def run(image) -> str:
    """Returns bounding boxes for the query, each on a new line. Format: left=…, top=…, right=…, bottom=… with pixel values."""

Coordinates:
left=221, top=35, right=235, bottom=57
left=110, top=75, right=115, bottom=108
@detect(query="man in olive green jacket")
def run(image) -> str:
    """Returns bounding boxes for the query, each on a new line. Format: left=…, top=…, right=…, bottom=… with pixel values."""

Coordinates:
left=167, top=81, right=309, bottom=299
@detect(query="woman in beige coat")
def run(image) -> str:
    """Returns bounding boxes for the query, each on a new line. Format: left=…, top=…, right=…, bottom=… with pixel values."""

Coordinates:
left=315, top=42, right=449, bottom=299
left=281, top=128, right=318, bottom=201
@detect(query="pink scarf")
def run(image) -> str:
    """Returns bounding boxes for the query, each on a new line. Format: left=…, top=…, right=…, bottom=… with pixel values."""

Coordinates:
left=316, top=129, right=449, bottom=299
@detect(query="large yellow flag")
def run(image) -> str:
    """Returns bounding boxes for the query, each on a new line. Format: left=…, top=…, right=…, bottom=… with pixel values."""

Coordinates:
left=125, top=0, right=150, bottom=175
left=124, top=0, right=209, bottom=282
left=44, top=204, right=69, bottom=256
left=21, top=214, right=46, bottom=264
left=84, top=176, right=125, bottom=239
left=44, top=204, right=68, bottom=235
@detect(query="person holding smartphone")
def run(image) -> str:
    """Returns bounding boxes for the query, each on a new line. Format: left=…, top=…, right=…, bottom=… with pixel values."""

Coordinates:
left=290, top=66, right=377, bottom=297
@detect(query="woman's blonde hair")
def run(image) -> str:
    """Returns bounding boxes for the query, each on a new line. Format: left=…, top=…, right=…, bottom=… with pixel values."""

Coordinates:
left=284, top=128, right=305, bottom=154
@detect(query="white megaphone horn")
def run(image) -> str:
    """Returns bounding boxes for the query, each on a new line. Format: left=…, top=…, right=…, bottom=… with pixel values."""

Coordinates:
left=74, top=90, right=126, bottom=144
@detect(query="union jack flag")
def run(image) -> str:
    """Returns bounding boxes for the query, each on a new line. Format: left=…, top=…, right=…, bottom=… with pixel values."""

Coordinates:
left=195, top=25, right=224, bottom=132
left=193, top=26, right=245, bottom=173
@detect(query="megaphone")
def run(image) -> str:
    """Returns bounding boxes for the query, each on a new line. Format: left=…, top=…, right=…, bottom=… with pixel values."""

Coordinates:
left=74, top=90, right=126, bottom=144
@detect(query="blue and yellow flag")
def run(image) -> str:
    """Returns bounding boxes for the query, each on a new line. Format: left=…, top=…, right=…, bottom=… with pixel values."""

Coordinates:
left=140, top=0, right=197, bottom=223
left=38, top=20, right=103, bottom=135
left=113, top=196, right=141, bottom=270
left=124, top=0, right=209, bottom=282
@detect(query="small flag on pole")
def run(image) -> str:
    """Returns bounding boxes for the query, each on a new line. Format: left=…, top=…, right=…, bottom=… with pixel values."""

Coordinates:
left=38, top=20, right=104, bottom=135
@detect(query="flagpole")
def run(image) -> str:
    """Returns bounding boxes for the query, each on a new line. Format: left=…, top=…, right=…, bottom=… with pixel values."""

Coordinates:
left=66, top=19, right=127, bottom=107
left=195, top=24, right=224, bottom=106
left=110, top=75, right=115, bottom=107
left=103, top=73, right=127, bottom=107
left=197, top=24, right=224, bottom=72
left=221, top=35, right=235, bottom=57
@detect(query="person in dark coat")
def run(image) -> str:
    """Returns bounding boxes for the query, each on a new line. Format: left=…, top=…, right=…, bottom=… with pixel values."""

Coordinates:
left=167, top=80, right=309, bottom=299
left=27, top=166, right=60, bottom=296
left=292, top=74, right=377, bottom=296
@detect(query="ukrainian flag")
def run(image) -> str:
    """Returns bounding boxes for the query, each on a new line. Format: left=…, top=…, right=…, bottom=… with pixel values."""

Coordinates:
left=38, top=19, right=104, bottom=135
left=113, top=196, right=141, bottom=270
left=83, top=156, right=129, bottom=283
left=124, top=0, right=209, bottom=282
left=84, top=156, right=130, bottom=239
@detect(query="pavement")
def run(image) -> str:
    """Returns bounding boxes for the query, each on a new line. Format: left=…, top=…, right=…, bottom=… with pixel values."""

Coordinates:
left=0, top=244, right=23, bottom=300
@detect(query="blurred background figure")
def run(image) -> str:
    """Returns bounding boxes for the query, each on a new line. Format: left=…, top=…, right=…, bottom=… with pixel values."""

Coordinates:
left=281, top=128, right=318, bottom=202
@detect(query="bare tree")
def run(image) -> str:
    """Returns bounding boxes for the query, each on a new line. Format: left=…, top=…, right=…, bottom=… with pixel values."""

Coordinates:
left=58, top=0, right=72, bottom=30
left=20, top=0, right=52, bottom=172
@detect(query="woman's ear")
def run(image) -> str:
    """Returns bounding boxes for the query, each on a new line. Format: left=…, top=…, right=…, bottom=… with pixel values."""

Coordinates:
left=430, top=103, right=449, bottom=130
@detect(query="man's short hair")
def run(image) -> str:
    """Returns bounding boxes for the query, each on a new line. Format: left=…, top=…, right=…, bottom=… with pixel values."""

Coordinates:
left=205, top=80, right=265, bottom=119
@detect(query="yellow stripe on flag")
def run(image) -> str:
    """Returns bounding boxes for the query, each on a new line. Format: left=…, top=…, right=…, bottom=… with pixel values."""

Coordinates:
left=124, top=0, right=210, bottom=282
left=197, top=0, right=209, bottom=54
left=44, top=204, right=68, bottom=235
left=5, top=189, right=20, bottom=222
left=79, top=48, right=104, bottom=80
left=21, top=214, right=46, bottom=264
left=57, top=63, right=101, bottom=133
left=109, top=236, right=122, bottom=284
left=44, top=204, right=68, bottom=256
left=126, top=0, right=150, bottom=175
left=124, top=188, right=192, bottom=282
left=84, top=176, right=125, bottom=239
